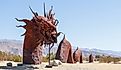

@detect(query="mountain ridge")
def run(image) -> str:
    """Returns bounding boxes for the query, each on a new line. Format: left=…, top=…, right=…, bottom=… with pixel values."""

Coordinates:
left=0, top=39, right=121, bottom=57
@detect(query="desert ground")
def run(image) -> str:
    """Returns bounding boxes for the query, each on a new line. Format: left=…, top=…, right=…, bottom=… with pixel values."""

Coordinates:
left=0, top=61, right=121, bottom=70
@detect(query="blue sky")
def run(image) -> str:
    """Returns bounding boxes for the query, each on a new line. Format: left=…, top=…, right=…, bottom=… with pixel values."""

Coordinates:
left=0, top=0, right=121, bottom=51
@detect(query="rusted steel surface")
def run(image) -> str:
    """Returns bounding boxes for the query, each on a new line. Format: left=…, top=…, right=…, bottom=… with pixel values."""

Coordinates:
left=73, top=47, right=81, bottom=63
left=89, top=54, right=93, bottom=63
left=16, top=5, right=60, bottom=64
left=80, top=52, right=83, bottom=63
left=55, top=36, right=74, bottom=63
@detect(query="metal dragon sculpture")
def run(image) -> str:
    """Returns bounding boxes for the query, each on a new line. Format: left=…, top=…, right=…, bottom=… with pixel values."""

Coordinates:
left=16, top=3, right=62, bottom=64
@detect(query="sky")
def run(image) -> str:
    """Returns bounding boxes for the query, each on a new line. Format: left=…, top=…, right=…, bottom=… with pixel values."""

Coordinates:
left=0, top=0, right=121, bottom=51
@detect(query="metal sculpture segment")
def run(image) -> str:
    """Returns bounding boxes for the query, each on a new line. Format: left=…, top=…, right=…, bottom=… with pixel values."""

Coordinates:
left=73, top=47, right=81, bottom=63
left=16, top=4, right=61, bottom=64
left=89, top=54, right=93, bottom=63
left=55, top=35, right=74, bottom=63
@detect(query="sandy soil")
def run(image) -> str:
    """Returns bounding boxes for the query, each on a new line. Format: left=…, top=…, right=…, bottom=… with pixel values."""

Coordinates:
left=0, top=61, right=121, bottom=70
left=41, top=63, right=121, bottom=70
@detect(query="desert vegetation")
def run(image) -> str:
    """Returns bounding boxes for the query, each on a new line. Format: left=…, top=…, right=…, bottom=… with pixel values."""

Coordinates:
left=95, top=55, right=121, bottom=63
left=42, top=52, right=55, bottom=62
left=0, top=51, right=22, bottom=62
left=1, top=50, right=121, bottom=64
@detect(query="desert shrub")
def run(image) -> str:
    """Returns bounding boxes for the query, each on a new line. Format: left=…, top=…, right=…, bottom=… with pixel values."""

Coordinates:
left=13, top=55, right=22, bottom=62
left=113, top=57, right=121, bottom=63
left=46, top=52, right=55, bottom=60
left=0, top=51, right=22, bottom=62
left=95, top=55, right=101, bottom=58
left=99, top=56, right=111, bottom=63
left=42, top=52, right=55, bottom=62
left=42, top=56, right=48, bottom=62
left=99, top=55, right=121, bottom=63
left=95, top=55, right=101, bottom=61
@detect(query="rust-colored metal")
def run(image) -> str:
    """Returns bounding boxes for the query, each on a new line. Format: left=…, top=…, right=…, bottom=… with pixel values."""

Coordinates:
left=89, top=54, right=93, bottom=63
left=16, top=5, right=60, bottom=64
left=73, top=47, right=81, bottom=63
left=55, top=35, right=74, bottom=63
left=80, top=52, right=83, bottom=63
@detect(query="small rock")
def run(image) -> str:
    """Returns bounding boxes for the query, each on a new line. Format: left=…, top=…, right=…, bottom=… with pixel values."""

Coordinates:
left=17, top=64, right=23, bottom=66
left=50, top=60, right=62, bottom=66
left=7, top=62, right=12, bottom=67
left=45, top=65, right=53, bottom=68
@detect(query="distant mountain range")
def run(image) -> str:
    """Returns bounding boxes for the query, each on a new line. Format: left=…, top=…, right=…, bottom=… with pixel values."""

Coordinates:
left=0, top=39, right=121, bottom=57
left=0, top=39, right=23, bottom=55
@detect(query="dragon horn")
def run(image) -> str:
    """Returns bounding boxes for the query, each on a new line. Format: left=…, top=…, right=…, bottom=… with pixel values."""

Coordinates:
left=43, top=3, right=46, bottom=17
left=29, top=6, right=38, bottom=16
